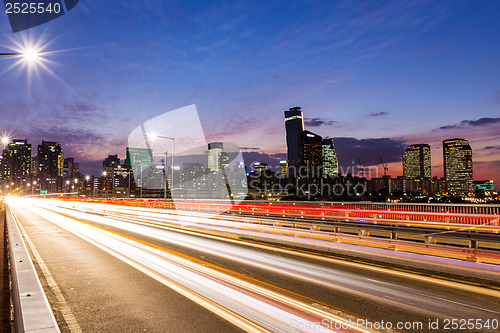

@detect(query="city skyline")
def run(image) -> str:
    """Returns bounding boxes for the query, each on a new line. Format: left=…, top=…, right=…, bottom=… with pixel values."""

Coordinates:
left=0, top=1, right=499, bottom=188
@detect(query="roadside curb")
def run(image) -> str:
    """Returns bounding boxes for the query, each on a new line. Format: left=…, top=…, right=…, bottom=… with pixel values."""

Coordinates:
left=6, top=205, right=60, bottom=333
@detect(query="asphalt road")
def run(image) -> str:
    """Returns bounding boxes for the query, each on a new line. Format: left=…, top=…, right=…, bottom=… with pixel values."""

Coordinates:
left=8, top=198, right=500, bottom=333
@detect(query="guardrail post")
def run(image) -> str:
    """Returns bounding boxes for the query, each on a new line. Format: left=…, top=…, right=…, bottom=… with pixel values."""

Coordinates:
left=469, top=240, right=478, bottom=249
left=358, top=229, right=369, bottom=237
left=425, top=236, right=437, bottom=244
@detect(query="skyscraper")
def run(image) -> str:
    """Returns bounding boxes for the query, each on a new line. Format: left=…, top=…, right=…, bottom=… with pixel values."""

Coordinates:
left=321, top=138, right=339, bottom=178
left=1, top=139, right=31, bottom=179
left=299, top=130, right=323, bottom=177
left=37, top=141, right=64, bottom=177
left=63, top=157, right=80, bottom=178
left=103, top=154, right=120, bottom=172
left=284, top=107, right=304, bottom=172
left=443, top=138, right=473, bottom=194
left=402, top=144, right=431, bottom=179
left=208, top=142, right=224, bottom=172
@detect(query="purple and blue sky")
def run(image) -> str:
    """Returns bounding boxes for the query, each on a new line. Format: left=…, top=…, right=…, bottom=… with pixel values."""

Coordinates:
left=0, top=1, right=499, bottom=187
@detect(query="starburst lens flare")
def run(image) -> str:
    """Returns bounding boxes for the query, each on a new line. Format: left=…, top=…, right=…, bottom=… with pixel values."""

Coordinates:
left=0, top=34, right=66, bottom=90
left=22, top=48, right=40, bottom=63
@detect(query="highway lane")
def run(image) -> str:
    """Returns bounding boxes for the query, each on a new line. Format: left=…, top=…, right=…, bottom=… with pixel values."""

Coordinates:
left=9, top=198, right=500, bottom=333
left=8, top=200, right=246, bottom=333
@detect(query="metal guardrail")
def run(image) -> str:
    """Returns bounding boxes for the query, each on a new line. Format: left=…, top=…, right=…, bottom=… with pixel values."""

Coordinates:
left=6, top=205, right=60, bottom=333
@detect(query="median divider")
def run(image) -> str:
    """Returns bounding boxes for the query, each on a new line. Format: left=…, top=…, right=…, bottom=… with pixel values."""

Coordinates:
left=6, top=205, right=60, bottom=333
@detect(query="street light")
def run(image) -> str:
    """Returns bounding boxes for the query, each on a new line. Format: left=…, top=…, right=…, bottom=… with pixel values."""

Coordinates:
left=103, top=171, right=108, bottom=198
left=85, top=175, right=90, bottom=197
left=146, top=132, right=175, bottom=200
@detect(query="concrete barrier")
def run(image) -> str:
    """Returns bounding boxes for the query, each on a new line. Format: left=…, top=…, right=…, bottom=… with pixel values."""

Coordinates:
left=6, top=205, right=60, bottom=333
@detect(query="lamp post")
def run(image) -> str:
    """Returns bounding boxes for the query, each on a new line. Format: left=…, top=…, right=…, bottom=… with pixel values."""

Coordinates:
left=74, top=178, right=78, bottom=197
left=146, top=133, right=175, bottom=201
left=127, top=167, right=131, bottom=198
left=103, top=171, right=108, bottom=198
left=85, top=175, right=90, bottom=197
left=66, top=180, right=70, bottom=196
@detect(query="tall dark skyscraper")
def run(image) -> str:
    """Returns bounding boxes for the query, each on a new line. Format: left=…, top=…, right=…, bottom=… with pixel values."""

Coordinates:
left=284, top=107, right=304, bottom=171
left=443, top=138, right=473, bottom=194
left=1, top=139, right=31, bottom=179
left=38, top=141, right=64, bottom=177
left=402, top=144, right=431, bottom=179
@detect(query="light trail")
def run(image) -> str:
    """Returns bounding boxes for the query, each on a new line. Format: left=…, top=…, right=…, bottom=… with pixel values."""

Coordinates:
left=18, top=199, right=500, bottom=319
left=42, top=199, right=500, bottom=266
left=9, top=198, right=376, bottom=333
left=33, top=200, right=500, bottom=319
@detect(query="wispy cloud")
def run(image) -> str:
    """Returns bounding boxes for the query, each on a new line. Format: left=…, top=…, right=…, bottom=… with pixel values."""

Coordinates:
left=369, top=111, right=389, bottom=117
left=439, top=117, right=500, bottom=130
left=304, top=117, right=336, bottom=127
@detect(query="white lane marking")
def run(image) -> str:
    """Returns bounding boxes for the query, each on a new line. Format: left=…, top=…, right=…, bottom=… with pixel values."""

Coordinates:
left=16, top=213, right=83, bottom=333
left=94, top=208, right=500, bottom=299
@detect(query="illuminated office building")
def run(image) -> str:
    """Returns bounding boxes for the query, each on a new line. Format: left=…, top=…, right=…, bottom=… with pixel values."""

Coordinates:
left=278, top=160, right=288, bottom=177
left=299, top=130, right=322, bottom=176
left=208, top=142, right=224, bottom=172
left=443, top=138, right=473, bottom=194
left=1, top=139, right=31, bottom=179
left=284, top=107, right=304, bottom=171
left=321, top=138, right=338, bottom=178
left=63, top=157, right=80, bottom=178
left=37, top=141, right=64, bottom=177
left=402, top=144, right=431, bottom=179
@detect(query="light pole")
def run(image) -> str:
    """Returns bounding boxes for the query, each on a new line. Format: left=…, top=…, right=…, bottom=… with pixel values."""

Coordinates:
left=103, top=171, right=108, bottom=198
left=146, top=133, right=175, bottom=200
left=85, top=175, right=90, bottom=197
left=66, top=180, right=70, bottom=196
left=127, top=167, right=131, bottom=198
left=74, top=178, right=78, bottom=197
left=32, top=181, right=37, bottom=196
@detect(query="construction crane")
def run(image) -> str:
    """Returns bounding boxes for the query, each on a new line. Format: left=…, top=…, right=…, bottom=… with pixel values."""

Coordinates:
left=357, top=157, right=365, bottom=178
left=379, top=155, right=389, bottom=177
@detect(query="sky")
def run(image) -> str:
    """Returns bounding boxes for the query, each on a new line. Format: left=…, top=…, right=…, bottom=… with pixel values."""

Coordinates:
left=0, top=1, right=499, bottom=187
